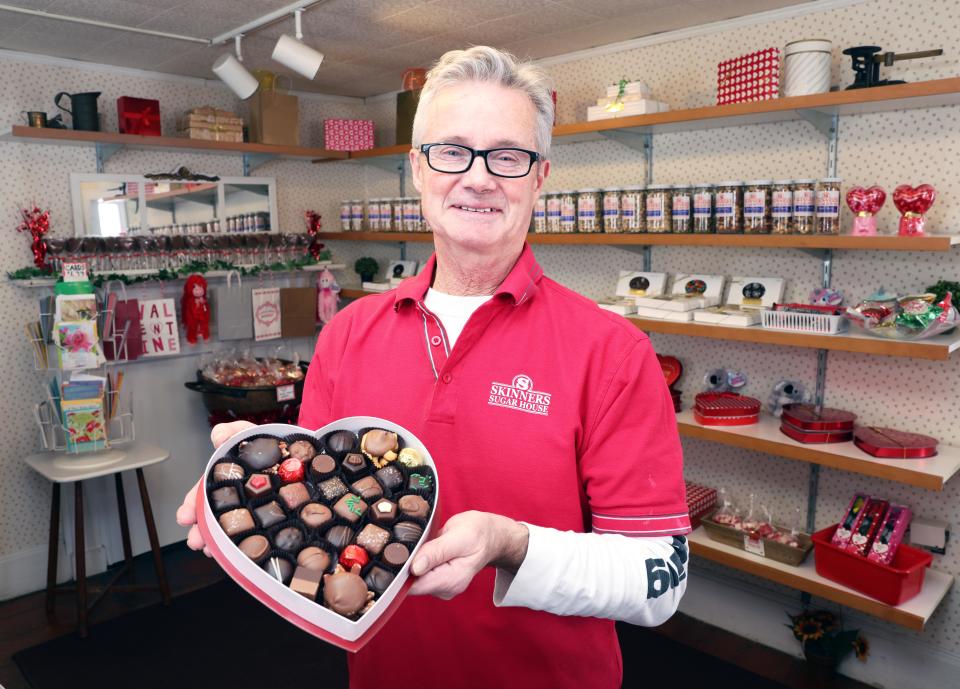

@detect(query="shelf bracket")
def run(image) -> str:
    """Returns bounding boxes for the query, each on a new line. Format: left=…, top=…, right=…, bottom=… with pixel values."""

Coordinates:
left=399, top=156, right=406, bottom=197
left=399, top=241, right=407, bottom=261
left=796, top=109, right=835, bottom=138
left=94, top=143, right=122, bottom=173
left=599, top=129, right=652, bottom=155
left=242, top=153, right=276, bottom=176
left=796, top=247, right=829, bottom=260
left=364, top=155, right=406, bottom=177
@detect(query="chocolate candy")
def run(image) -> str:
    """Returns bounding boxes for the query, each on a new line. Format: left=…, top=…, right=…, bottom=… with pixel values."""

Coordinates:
left=311, top=453, right=337, bottom=476
left=325, top=525, right=354, bottom=550
left=397, top=447, right=424, bottom=468
left=323, top=564, right=370, bottom=617
left=275, top=526, right=304, bottom=551
left=262, top=556, right=293, bottom=584
left=383, top=542, right=409, bottom=567
left=244, top=474, right=273, bottom=499
left=278, top=458, right=305, bottom=484
left=364, top=566, right=395, bottom=595
left=213, top=462, right=245, bottom=482
left=398, top=494, right=430, bottom=519
left=374, top=465, right=403, bottom=491
left=334, top=494, right=368, bottom=523
left=393, top=521, right=423, bottom=545
left=356, top=523, right=390, bottom=555
left=407, top=472, right=433, bottom=494
left=218, top=508, right=254, bottom=536
left=341, top=453, right=367, bottom=478
left=300, top=502, right=333, bottom=529
left=288, top=439, right=318, bottom=461
left=239, top=437, right=282, bottom=470
left=290, top=566, right=323, bottom=600
left=278, top=482, right=311, bottom=511
left=351, top=476, right=383, bottom=501
left=326, top=430, right=357, bottom=455
left=369, top=498, right=398, bottom=525
left=297, top=546, right=331, bottom=572
left=210, top=486, right=240, bottom=511
left=238, top=534, right=269, bottom=561
left=318, top=477, right=349, bottom=502
left=254, top=501, right=286, bottom=528
left=339, top=544, right=370, bottom=570
left=361, top=429, right=399, bottom=468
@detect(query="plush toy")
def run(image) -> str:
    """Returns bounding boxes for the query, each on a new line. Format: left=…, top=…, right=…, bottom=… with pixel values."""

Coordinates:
left=317, top=268, right=341, bottom=325
left=182, top=273, right=210, bottom=344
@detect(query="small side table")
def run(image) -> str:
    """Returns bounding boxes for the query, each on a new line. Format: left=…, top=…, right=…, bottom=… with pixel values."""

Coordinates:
left=24, top=443, right=172, bottom=637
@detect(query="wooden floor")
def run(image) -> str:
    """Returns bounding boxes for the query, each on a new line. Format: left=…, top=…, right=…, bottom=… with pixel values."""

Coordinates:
left=0, top=542, right=873, bottom=689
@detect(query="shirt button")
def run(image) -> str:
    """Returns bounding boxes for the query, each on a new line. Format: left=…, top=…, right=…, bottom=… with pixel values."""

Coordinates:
left=441, top=373, right=452, bottom=384
left=430, top=335, right=442, bottom=347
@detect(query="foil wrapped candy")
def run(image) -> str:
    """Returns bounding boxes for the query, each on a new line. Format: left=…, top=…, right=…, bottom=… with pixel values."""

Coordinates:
left=845, top=288, right=958, bottom=340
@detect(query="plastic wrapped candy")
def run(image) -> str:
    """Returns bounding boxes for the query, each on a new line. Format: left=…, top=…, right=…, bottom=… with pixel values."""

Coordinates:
left=739, top=494, right=759, bottom=533
left=202, top=350, right=305, bottom=388
left=893, top=184, right=936, bottom=237
left=712, top=488, right=742, bottom=529
left=754, top=505, right=778, bottom=539
left=845, top=288, right=958, bottom=340
left=845, top=186, right=886, bottom=236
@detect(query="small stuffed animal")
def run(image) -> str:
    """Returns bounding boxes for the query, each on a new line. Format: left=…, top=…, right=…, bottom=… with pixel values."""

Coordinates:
left=182, top=274, right=210, bottom=344
left=316, top=268, right=341, bottom=325
left=810, top=287, right=843, bottom=307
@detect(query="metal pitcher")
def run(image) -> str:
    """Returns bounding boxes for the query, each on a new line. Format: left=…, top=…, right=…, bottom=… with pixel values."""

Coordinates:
left=54, top=91, right=101, bottom=131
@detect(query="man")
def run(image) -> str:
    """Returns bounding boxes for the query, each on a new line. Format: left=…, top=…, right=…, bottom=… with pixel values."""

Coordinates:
left=179, top=46, right=690, bottom=689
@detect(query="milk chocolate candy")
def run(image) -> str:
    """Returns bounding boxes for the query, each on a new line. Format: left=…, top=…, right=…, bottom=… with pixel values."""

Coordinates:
left=238, top=534, right=269, bottom=561
left=311, top=453, right=337, bottom=477
left=383, top=542, right=409, bottom=567
left=351, top=476, right=383, bottom=501
left=300, top=502, right=333, bottom=529
left=254, top=501, right=286, bottom=528
left=297, top=546, right=331, bottom=572
left=262, top=556, right=293, bottom=584
left=318, top=477, right=349, bottom=502
left=326, top=430, right=358, bottom=455
left=360, top=429, right=399, bottom=468
left=213, top=462, right=245, bottom=482
left=287, top=439, right=318, bottom=461
left=290, top=565, right=323, bottom=600
left=275, top=526, right=304, bottom=551
left=239, top=437, right=282, bottom=470
left=218, top=508, right=254, bottom=536
left=278, top=482, right=311, bottom=511
left=323, top=564, right=371, bottom=617
left=393, top=521, right=423, bottom=545
left=398, top=494, right=430, bottom=519
left=334, top=494, right=368, bottom=523
left=355, top=523, right=390, bottom=556
left=211, top=486, right=240, bottom=511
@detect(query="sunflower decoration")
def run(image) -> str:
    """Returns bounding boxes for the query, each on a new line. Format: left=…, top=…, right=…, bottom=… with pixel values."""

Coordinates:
left=786, top=609, right=865, bottom=667
left=790, top=613, right=825, bottom=642
left=852, top=636, right=870, bottom=662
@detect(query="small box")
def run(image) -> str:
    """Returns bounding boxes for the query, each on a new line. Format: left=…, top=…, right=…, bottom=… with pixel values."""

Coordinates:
left=685, top=481, right=718, bottom=528
left=324, top=119, right=374, bottom=151
left=615, top=271, right=668, bottom=299
left=854, top=426, right=939, bottom=458
left=587, top=100, right=665, bottom=121
left=597, top=298, right=637, bottom=316
left=694, top=392, right=761, bottom=426
left=605, top=81, right=651, bottom=98
left=694, top=277, right=785, bottom=326
left=117, top=96, right=161, bottom=136
left=634, top=274, right=725, bottom=312
left=178, top=107, right=244, bottom=142
left=717, top=47, right=781, bottom=105
left=249, top=91, right=300, bottom=146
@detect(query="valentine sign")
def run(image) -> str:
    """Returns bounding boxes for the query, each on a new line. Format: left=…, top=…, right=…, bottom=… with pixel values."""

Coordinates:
left=139, top=298, right=181, bottom=357
left=253, top=287, right=282, bottom=341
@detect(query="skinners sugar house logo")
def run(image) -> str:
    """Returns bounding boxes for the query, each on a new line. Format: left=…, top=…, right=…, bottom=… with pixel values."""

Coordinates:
left=488, top=374, right=552, bottom=417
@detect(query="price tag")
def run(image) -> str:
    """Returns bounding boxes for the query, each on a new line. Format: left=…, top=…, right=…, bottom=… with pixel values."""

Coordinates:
left=62, top=261, right=89, bottom=282
left=276, top=384, right=295, bottom=402
left=743, top=533, right=766, bottom=557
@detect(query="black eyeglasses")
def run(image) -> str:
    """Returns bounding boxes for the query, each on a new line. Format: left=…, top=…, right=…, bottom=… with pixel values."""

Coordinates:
left=420, top=143, right=541, bottom=178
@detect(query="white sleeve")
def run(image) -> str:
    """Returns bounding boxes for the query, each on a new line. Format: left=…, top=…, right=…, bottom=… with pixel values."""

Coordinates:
left=492, top=523, right=688, bottom=627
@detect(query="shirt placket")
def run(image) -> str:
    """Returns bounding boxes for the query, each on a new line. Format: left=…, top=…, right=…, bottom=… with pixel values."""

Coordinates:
left=416, top=301, right=457, bottom=422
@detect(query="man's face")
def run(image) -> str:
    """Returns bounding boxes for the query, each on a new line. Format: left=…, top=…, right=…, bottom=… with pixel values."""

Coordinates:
left=410, top=81, right=549, bottom=256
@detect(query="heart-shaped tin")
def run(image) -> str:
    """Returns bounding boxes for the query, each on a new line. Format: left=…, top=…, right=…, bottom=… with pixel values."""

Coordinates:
left=196, top=417, right=439, bottom=652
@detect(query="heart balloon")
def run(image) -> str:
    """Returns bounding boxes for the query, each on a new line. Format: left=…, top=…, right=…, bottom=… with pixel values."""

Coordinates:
left=893, top=184, right=937, bottom=215
left=846, top=186, right=886, bottom=215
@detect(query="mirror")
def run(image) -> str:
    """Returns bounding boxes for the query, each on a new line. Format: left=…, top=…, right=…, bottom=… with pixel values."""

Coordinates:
left=70, top=174, right=277, bottom=237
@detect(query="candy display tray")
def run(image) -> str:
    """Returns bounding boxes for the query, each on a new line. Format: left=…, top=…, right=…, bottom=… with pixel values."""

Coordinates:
left=701, top=511, right=812, bottom=567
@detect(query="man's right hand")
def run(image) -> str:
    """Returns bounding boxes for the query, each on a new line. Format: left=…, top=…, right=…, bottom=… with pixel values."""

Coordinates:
left=176, top=420, right=256, bottom=556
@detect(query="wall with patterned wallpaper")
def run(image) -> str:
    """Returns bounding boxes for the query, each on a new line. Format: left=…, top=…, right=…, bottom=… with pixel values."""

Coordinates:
left=2, top=0, right=960, bottom=681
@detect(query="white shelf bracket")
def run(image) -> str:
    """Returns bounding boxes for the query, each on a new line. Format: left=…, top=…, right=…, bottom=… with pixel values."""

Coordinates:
left=94, top=142, right=122, bottom=173
left=363, top=155, right=406, bottom=176
left=599, top=129, right=652, bottom=154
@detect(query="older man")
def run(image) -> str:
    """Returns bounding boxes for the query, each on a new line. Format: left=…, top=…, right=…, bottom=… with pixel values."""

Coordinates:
left=179, top=46, right=689, bottom=689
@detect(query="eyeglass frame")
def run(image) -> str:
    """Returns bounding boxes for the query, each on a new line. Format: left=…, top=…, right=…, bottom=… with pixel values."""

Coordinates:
left=419, top=143, right=542, bottom=178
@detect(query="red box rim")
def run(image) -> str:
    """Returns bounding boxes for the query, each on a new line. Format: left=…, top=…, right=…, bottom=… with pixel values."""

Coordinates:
left=780, top=421, right=853, bottom=444
left=694, top=409, right=759, bottom=426
left=853, top=426, right=939, bottom=458
left=781, top=403, right=857, bottom=430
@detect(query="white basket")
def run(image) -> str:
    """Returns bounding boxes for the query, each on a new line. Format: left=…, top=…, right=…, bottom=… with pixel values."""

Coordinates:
left=761, top=309, right=847, bottom=335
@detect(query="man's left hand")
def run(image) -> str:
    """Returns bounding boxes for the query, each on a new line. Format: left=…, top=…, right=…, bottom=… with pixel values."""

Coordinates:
left=409, top=511, right=529, bottom=600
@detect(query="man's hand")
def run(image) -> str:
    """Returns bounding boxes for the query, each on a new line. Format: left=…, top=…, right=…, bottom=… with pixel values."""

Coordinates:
left=409, top=511, right=529, bottom=600
left=175, top=421, right=256, bottom=556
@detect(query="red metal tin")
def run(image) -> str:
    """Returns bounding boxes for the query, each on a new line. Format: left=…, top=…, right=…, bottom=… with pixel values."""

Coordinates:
left=781, top=403, right=857, bottom=431
left=780, top=420, right=853, bottom=444
left=854, top=426, right=939, bottom=459
left=694, top=392, right=762, bottom=417
left=694, top=409, right=760, bottom=426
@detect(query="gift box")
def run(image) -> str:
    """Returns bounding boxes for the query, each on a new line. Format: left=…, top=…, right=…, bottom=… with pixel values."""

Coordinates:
left=694, top=392, right=761, bottom=426
left=854, top=426, right=939, bottom=458
left=324, top=119, right=374, bottom=151
left=195, top=418, right=439, bottom=651
left=249, top=91, right=299, bottom=146
left=717, top=47, right=781, bottom=105
left=178, top=107, right=244, bottom=142
left=685, top=481, right=718, bottom=528
left=117, top=96, right=161, bottom=136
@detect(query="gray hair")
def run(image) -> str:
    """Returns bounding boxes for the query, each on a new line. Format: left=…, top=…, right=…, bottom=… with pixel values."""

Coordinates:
left=411, top=46, right=554, bottom=158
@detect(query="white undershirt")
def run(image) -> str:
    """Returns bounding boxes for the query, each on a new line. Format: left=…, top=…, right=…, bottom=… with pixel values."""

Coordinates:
left=422, top=288, right=688, bottom=625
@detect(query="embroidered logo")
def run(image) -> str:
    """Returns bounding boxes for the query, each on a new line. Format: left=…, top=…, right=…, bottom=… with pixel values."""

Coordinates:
left=488, top=374, right=552, bottom=416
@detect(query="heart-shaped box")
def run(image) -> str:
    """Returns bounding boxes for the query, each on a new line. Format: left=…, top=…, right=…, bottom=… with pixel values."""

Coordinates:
left=196, top=417, right=439, bottom=652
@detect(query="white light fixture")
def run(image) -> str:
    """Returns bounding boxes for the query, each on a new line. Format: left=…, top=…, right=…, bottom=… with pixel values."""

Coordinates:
left=272, top=9, right=323, bottom=80
left=213, top=35, right=259, bottom=100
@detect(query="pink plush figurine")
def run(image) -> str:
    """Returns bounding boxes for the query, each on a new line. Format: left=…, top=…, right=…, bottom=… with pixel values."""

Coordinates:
left=317, top=268, right=341, bottom=325
left=182, top=273, right=210, bottom=344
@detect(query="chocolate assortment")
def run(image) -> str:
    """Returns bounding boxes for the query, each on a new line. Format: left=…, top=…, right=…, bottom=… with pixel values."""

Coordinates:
left=205, top=428, right=435, bottom=622
left=829, top=492, right=913, bottom=566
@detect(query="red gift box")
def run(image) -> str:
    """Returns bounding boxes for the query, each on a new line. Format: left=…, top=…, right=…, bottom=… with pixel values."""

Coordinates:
left=717, top=47, right=781, bottom=106
left=685, top=481, right=718, bottom=528
left=324, top=118, right=374, bottom=151
left=117, top=96, right=161, bottom=136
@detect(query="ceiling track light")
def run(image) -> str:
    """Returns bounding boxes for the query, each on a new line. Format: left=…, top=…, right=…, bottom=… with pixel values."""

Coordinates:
left=212, top=34, right=259, bottom=100
left=272, top=8, right=324, bottom=80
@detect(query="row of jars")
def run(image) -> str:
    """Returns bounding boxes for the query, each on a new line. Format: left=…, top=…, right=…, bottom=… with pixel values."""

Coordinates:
left=340, top=198, right=428, bottom=232
left=125, top=212, right=272, bottom=237
left=532, top=179, right=842, bottom=235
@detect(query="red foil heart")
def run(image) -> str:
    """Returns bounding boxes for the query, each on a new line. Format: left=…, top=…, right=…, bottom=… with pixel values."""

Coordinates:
left=893, top=184, right=936, bottom=215
left=846, top=186, right=886, bottom=215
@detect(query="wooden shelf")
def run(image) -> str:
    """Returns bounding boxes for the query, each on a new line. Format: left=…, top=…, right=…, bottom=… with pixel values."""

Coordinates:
left=316, top=231, right=434, bottom=243
left=688, top=528, right=953, bottom=631
left=629, top=317, right=960, bottom=360
left=340, top=288, right=375, bottom=299
left=677, top=410, right=960, bottom=490
left=1, top=125, right=348, bottom=162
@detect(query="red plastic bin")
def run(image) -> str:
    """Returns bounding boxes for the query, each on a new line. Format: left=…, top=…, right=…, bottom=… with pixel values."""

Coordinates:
left=812, top=525, right=932, bottom=605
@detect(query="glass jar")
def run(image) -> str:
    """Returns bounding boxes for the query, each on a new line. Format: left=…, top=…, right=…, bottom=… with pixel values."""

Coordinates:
left=692, top=183, right=714, bottom=233
left=602, top=188, right=622, bottom=233
left=391, top=198, right=403, bottom=232
left=577, top=189, right=601, bottom=232
left=792, top=179, right=816, bottom=234
left=714, top=181, right=742, bottom=234
left=559, top=191, right=577, bottom=233
left=743, top=180, right=772, bottom=234
left=545, top=192, right=562, bottom=233
left=368, top=198, right=381, bottom=230
left=815, top=177, right=842, bottom=234
left=402, top=198, right=417, bottom=232
left=533, top=195, right=547, bottom=233
left=645, top=184, right=671, bottom=233
left=671, top=185, right=692, bottom=233
left=771, top=180, right=793, bottom=234
left=621, top=186, right=645, bottom=233
left=350, top=200, right=364, bottom=231
left=378, top=199, right=393, bottom=231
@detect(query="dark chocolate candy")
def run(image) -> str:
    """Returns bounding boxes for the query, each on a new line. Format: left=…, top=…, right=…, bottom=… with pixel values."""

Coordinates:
left=326, top=430, right=358, bottom=454
left=210, top=486, right=240, bottom=511
left=262, top=556, right=293, bottom=584
left=288, top=439, right=318, bottom=461
left=311, top=454, right=337, bottom=476
left=393, top=521, right=423, bottom=545
left=300, top=502, right=333, bottom=529
left=275, top=526, right=304, bottom=551
left=364, top=566, right=395, bottom=595
left=278, top=482, right=311, bottom=511
left=218, top=508, right=254, bottom=536
left=297, top=546, right=331, bottom=572
left=341, top=452, right=367, bottom=478
left=290, top=566, right=323, bottom=600
left=355, top=523, right=390, bottom=555
left=383, top=542, right=409, bottom=567
left=325, top=525, right=354, bottom=550
left=238, top=534, right=269, bottom=561
left=398, top=494, right=430, bottom=519
left=244, top=474, right=273, bottom=499
left=254, top=500, right=286, bottom=528
left=407, top=472, right=433, bottom=494
left=323, top=564, right=369, bottom=616
left=369, top=498, right=397, bottom=525
left=213, top=462, right=245, bottom=482
left=351, top=476, right=383, bottom=501
left=318, top=477, right=349, bottom=502
left=333, top=494, right=368, bottom=523
left=239, top=437, right=282, bottom=470
left=374, top=465, right=403, bottom=491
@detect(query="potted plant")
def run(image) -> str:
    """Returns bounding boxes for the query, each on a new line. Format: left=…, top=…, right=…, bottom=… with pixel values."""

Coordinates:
left=787, top=609, right=868, bottom=678
left=354, top=257, right=379, bottom=283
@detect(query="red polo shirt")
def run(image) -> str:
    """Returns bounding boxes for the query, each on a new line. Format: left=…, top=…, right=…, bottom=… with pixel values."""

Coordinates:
left=300, top=243, right=689, bottom=689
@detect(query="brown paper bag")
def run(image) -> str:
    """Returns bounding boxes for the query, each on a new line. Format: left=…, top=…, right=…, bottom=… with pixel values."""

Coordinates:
left=280, top=287, right=316, bottom=338
left=249, top=90, right=299, bottom=146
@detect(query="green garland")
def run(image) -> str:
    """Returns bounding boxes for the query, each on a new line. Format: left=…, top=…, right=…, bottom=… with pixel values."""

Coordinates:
left=7, top=266, right=53, bottom=280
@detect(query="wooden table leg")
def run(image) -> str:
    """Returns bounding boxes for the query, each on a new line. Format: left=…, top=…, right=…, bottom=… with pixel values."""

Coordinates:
left=74, top=482, right=87, bottom=638
left=45, top=483, right=60, bottom=616
left=136, top=468, right=171, bottom=606
left=114, top=473, right=134, bottom=571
